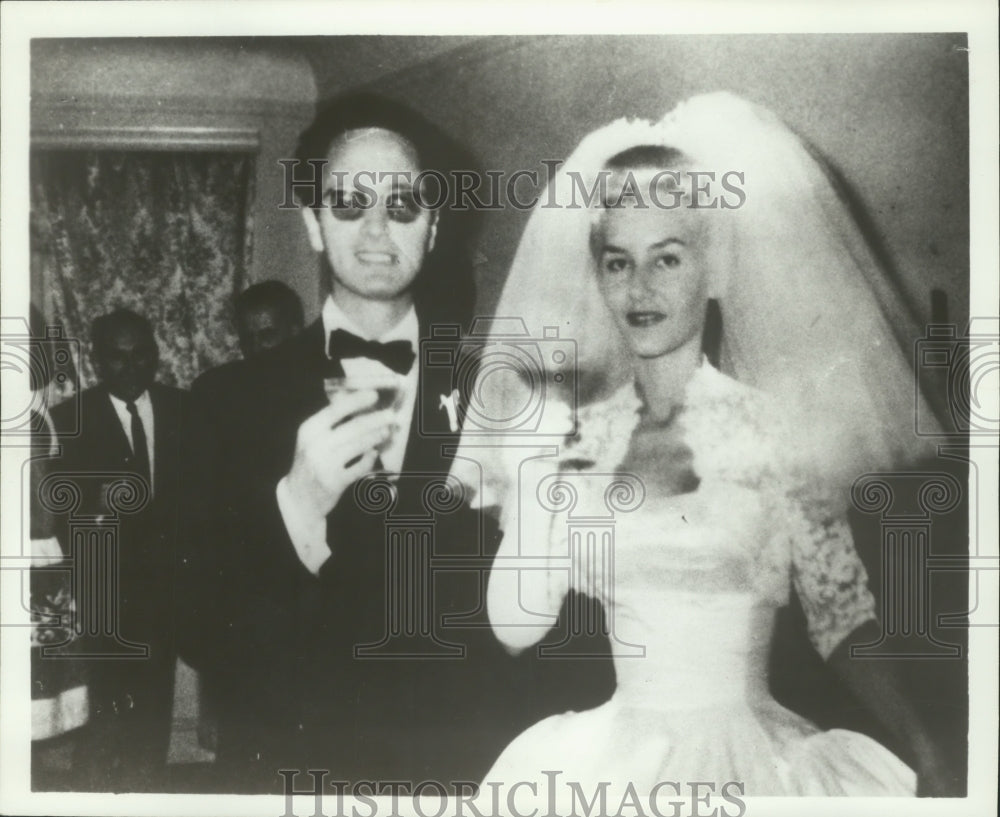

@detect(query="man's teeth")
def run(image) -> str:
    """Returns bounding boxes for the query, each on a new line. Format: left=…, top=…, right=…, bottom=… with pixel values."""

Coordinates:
left=628, top=312, right=665, bottom=326
left=357, top=252, right=395, bottom=263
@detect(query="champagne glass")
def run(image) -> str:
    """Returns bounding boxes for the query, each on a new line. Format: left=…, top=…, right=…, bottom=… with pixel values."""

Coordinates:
left=323, top=372, right=404, bottom=453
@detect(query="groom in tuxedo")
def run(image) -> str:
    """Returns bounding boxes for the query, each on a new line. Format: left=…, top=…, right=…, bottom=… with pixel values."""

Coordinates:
left=180, top=94, right=614, bottom=793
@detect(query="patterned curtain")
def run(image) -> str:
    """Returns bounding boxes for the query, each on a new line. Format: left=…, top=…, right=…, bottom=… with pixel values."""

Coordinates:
left=30, top=150, right=255, bottom=389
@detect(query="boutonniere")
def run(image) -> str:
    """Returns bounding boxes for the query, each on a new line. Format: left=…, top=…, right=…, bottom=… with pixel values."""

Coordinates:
left=439, top=388, right=460, bottom=432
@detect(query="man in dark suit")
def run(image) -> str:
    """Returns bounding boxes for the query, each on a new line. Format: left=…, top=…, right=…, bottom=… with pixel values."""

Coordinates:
left=179, top=94, right=614, bottom=794
left=47, top=308, right=188, bottom=791
left=234, top=280, right=304, bottom=359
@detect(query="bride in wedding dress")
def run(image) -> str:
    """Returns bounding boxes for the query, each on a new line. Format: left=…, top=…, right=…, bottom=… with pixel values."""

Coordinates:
left=456, top=92, right=956, bottom=811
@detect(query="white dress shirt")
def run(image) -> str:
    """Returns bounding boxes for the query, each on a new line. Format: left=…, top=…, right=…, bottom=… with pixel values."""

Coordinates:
left=321, top=294, right=419, bottom=474
left=107, top=389, right=154, bottom=493
left=277, top=295, right=420, bottom=574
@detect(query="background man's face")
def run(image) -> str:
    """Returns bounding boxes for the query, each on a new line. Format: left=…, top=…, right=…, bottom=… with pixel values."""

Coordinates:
left=307, top=127, right=437, bottom=305
left=238, top=306, right=298, bottom=357
left=93, top=324, right=158, bottom=402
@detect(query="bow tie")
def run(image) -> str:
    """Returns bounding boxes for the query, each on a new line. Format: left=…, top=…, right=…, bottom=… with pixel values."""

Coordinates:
left=327, top=328, right=416, bottom=375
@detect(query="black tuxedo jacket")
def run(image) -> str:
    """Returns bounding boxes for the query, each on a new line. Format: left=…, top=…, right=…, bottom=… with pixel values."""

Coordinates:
left=46, top=384, right=188, bottom=718
left=49, top=383, right=188, bottom=609
left=180, top=318, right=615, bottom=790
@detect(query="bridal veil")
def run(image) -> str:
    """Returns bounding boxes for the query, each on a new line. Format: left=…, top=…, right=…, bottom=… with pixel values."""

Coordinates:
left=451, top=91, right=943, bottom=509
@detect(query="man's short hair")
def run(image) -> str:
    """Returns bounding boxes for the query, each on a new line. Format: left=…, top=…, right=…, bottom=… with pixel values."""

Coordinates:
left=235, top=281, right=305, bottom=328
left=90, top=308, right=156, bottom=356
left=294, top=92, right=444, bottom=175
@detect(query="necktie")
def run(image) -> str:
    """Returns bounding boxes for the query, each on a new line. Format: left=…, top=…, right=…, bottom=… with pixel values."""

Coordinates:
left=327, top=329, right=415, bottom=375
left=126, top=400, right=151, bottom=486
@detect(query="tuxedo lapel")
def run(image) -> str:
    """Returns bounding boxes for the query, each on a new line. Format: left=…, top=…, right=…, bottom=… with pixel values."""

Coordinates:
left=400, top=319, right=454, bottom=477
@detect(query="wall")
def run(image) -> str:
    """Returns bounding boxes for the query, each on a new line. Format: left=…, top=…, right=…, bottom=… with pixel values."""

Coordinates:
left=31, top=38, right=322, bottom=319
left=352, top=34, right=969, bottom=327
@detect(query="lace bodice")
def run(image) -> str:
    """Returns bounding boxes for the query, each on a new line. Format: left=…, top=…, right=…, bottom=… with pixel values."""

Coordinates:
left=545, top=362, right=876, bottom=661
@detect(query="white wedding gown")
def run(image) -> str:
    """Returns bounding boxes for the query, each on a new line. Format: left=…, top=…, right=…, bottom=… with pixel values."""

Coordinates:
left=481, top=364, right=916, bottom=801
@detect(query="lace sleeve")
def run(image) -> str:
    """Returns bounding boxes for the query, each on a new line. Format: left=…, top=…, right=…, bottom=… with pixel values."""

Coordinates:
left=789, top=495, right=878, bottom=660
